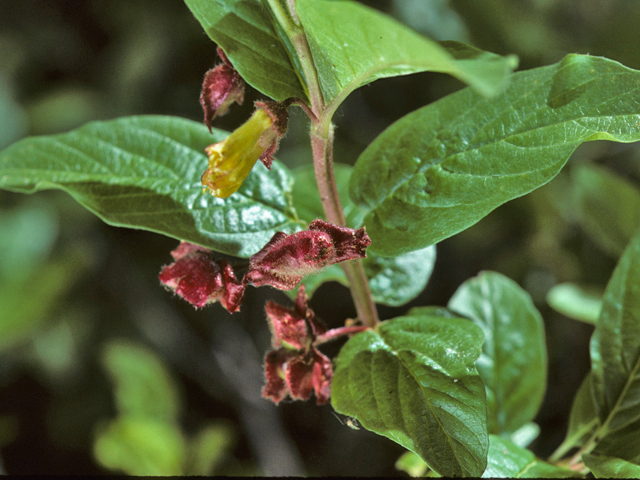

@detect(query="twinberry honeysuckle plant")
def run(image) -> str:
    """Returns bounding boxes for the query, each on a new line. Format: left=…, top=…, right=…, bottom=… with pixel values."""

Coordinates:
left=4, top=0, right=640, bottom=477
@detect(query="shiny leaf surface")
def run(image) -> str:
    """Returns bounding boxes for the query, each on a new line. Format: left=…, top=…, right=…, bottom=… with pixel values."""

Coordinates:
left=448, top=271, right=547, bottom=435
left=296, top=0, right=517, bottom=108
left=183, top=0, right=307, bottom=101
left=331, top=311, right=488, bottom=477
left=0, top=116, right=299, bottom=258
left=350, top=55, right=640, bottom=256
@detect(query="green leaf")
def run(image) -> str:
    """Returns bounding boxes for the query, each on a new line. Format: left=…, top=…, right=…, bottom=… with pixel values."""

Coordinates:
left=294, top=245, right=436, bottom=306
left=590, top=231, right=640, bottom=460
left=509, top=422, right=540, bottom=448
left=395, top=451, right=430, bottom=478
left=564, top=374, right=599, bottom=454
left=291, top=164, right=435, bottom=306
left=349, top=54, right=640, bottom=256
left=583, top=454, right=640, bottom=478
left=102, top=340, right=181, bottom=422
left=182, top=0, right=307, bottom=101
left=0, top=116, right=299, bottom=258
left=331, top=312, right=488, bottom=477
left=93, top=416, right=186, bottom=476
left=186, top=422, right=236, bottom=476
left=296, top=0, right=517, bottom=109
left=546, top=283, right=603, bottom=325
left=483, top=435, right=582, bottom=478
left=572, top=164, right=640, bottom=257
left=448, top=271, right=547, bottom=435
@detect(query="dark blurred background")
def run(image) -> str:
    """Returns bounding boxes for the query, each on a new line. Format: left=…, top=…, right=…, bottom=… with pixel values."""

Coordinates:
left=1, top=0, right=640, bottom=475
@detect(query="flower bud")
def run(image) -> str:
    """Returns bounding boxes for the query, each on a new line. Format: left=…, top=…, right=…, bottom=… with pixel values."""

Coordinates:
left=244, top=219, right=371, bottom=290
left=201, top=101, right=289, bottom=198
left=159, top=242, right=245, bottom=312
left=200, top=47, right=245, bottom=131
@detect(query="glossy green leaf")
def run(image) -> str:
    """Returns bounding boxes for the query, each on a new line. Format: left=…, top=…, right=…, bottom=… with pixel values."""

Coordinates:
left=483, top=435, right=581, bottom=478
left=0, top=116, right=299, bottom=258
left=590, top=231, right=640, bottom=460
left=573, top=164, right=640, bottom=257
left=182, top=0, right=307, bottom=101
left=583, top=454, right=640, bottom=478
left=350, top=54, right=640, bottom=256
left=102, top=341, right=181, bottom=422
left=331, top=311, right=488, bottom=477
left=448, top=271, right=547, bottom=435
left=93, top=416, right=186, bottom=476
left=291, top=163, right=435, bottom=306
left=296, top=0, right=517, bottom=109
left=546, top=283, right=603, bottom=325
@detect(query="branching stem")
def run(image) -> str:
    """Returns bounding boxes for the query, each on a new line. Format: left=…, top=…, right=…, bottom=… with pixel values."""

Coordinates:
left=271, top=0, right=380, bottom=328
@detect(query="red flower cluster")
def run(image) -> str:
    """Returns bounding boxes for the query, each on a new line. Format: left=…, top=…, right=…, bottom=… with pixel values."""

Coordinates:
left=262, top=286, right=333, bottom=405
left=200, top=47, right=245, bottom=132
left=158, top=242, right=244, bottom=312
left=244, top=219, right=371, bottom=290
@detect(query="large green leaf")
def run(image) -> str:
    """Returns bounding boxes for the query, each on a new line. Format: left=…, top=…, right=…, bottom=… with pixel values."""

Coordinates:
left=483, top=435, right=581, bottom=478
left=296, top=0, right=517, bottom=108
left=350, top=54, right=640, bottom=256
left=0, top=116, right=299, bottom=258
left=572, top=164, right=640, bottom=257
left=183, top=0, right=307, bottom=101
left=291, top=163, right=435, bottom=306
left=331, top=311, right=488, bottom=477
left=448, top=271, right=547, bottom=435
left=590, top=231, right=640, bottom=460
left=583, top=454, right=640, bottom=478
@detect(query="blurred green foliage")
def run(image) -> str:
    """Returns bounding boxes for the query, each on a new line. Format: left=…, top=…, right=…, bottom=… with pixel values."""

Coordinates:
left=1, top=0, right=640, bottom=476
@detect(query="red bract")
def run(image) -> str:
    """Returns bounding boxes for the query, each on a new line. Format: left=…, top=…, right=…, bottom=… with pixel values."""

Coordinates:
left=244, top=219, right=371, bottom=290
left=159, top=242, right=245, bottom=312
left=200, top=47, right=245, bottom=131
left=262, top=286, right=333, bottom=405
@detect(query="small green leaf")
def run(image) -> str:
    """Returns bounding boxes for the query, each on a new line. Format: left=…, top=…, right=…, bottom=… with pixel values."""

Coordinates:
left=102, top=340, right=181, bottom=422
left=186, top=422, right=236, bottom=476
left=590, top=231, right=640, bottom=460
left=183, top=0, right=307, bottom=101
left=0, top=116, right=299, bottom=258
left=572, top=164, right=640, bottom=257
left=350, top=55, right=640, bottom=256
left=448, top=272, right=547, bottom=435
left=583, top=454, right=640, bottom=478
left=296, top=0, right=516, bottom=109
left=564, top=374, right=599, bottom=454
left=93, top=416, right=186, bottom=476
left=395, top=451, right=430, bottom=478
left=509, top=422, right=540, bottom=448
left=546, top=283, right=603, bottom=325
left=483, top=435, right=582, bottom=478
left=331, top=312, right=488, bottom=477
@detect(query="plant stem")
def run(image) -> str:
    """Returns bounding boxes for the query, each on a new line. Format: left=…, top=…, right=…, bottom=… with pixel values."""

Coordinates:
left=315, top=325, right=370, bottom=345
left=311, top=120, right=380, bottom=328
left=271, top=0, right=380, bottom=328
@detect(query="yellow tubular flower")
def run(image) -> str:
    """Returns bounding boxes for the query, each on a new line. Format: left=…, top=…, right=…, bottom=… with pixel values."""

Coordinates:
left=201, top=101, right=289, bottom=198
